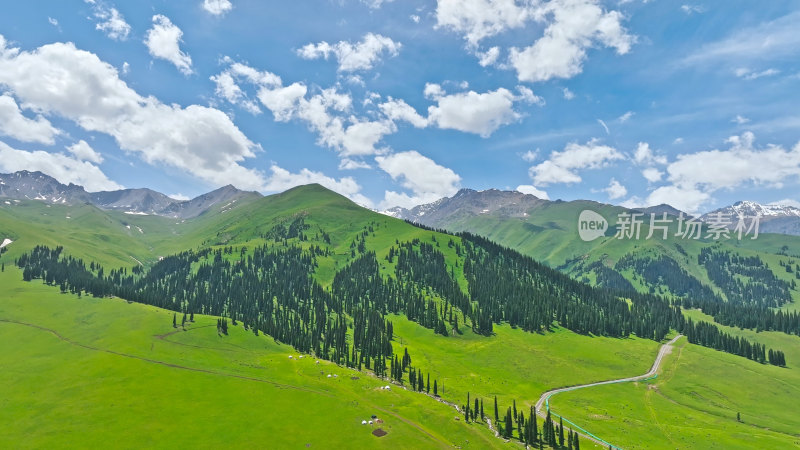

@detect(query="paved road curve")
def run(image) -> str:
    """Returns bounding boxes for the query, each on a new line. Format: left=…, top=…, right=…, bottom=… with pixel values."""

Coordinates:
left=535, top=334, right=684, bottom=448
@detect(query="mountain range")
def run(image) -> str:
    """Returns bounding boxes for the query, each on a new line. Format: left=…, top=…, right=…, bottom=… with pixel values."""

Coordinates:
left=0, top=170, right=261, bottom=219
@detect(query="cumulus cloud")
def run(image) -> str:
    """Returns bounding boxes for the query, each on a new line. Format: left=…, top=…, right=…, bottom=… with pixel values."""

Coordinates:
left=89, top=2, right=131, bottom=41
left=562, top=87, right=575, bottom=100
left=516, top=184, right=549, bottom=199
left=509, top=0, right=633, bottom=83
left=145, top=15, right=193, bottom=75
left=435, top=0, right=633, bottom=83
left=378, top=98, right=429, bottom=128
left=529, top=139, right=624, bottom=185
left=477, top=46, right=501, bottom=67
left=646, top=132, right=800, bottom=212
left=66, top=140, right=103, bottom=164
left=641, top=167, right=664, bottom=183
left=0, top=37, right=265, bottom=191
left=297, top=33, right=401, bottom=72
left=0, top=93, right=60, bottom=144
left=212, top=59, right=397, bottom=161
left=435, top=0, right=533, bottom=47
left=203, top=0, right=233, bottom=16
left=427, top=87, right=536, bottom=137
left=633, top=142, right=667, bottom=166
left=602, top=178, right=627, bottom=199
left=376, top=150, right=461, bottom=209
left=0, top=140, right=122, bottom=191
left=521, top=149, right=538, bottom=162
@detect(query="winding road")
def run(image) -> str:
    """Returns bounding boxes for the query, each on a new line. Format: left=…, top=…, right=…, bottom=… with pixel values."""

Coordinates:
left=534, top=334, right=683, bottom=449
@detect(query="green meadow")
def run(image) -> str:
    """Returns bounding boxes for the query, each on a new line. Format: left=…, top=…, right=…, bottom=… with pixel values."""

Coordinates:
left=0, top=266, right=500, bottom=449
left=550, top=320, right=800, bottom=449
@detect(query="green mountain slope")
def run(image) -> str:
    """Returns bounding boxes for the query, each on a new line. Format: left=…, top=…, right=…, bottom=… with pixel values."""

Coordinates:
left=1, top=184, right=797, bottom=449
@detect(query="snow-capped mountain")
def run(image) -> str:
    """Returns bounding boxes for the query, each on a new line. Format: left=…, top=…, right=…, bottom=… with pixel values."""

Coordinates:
left=701, top=201, right=800, bottom=236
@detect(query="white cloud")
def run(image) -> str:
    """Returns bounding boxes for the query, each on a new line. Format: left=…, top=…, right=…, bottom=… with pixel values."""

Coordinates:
left=427, top=87, right=525, bottom=137
left=646, top=185, right=710, bottom=214
left=423, top=82, right=445, bottom=100
left=633, top=142, right=667, bottom=166
left=603, top=178, right=627, bottom=199
left=212, top=60, right=396, bottom=159
left=683, top=11, right=800, bottom=66
left=257, top=83, right=307, bottom=120
left=169, top=193, right=190, bottom=201
left=297, top=33, right=401, bottom=72
left=618, top=111, right=634, bottom=123
left=263, top=165, right=372, bottom=207
left=529, top=139, right=624, bottom=185
left=521, top=149, right=538, bottom=162
left=732, top=115, right=750, bottom=125
left=597, top=119, right=610, bottom=135
left=648, top=132, right=800, bottom=212
left=435, top=0, right=533, bottom=47
left=680, top=4, right=705, bottom=15
left=734, top=67, right=780, bottom=80
left=0, top=140, right=122, bottom=191
left=92, top=4, right=131, bottom=41
left=339, top=158, right=371, bottom=170
left=122, top=62, right=130, bottom=75
left=436, top=0, right=632, bottom=82
left=0, top=93, right=61, bottom=145
left=516, top=184, right=549, bottom=199
left=378, top=98, right=429, bottom=128
left=48, top=17, right=59, bottom=27
left=410, top=15, right=421, bottom=23
left=508, top=0, right=634, bottom=83
left=376, top=150, right=461, bottom=209
left=66, top=140, right=103, bottom=164
left=203, top=0, right=233, bottom=16
left=641, top=167, right=663, bottom=183
left=0, top=38, right=265, bottom=191
left=145, top=15, right=193, bottom=75
left=562, top=87, right=575, bottom=100
left=361, top=0, right=394, bottom=8
left=477, top=46, right=501, bottom=67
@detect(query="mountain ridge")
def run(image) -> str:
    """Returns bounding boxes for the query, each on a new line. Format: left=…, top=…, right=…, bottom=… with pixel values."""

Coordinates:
left=0, top=170, right=262, bottom=219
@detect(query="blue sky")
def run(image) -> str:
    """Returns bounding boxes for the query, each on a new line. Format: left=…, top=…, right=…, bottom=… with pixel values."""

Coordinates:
left=0, top=0, right=798, bottom=213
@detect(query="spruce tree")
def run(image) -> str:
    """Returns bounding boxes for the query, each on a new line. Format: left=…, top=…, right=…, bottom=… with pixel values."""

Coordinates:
left=173, top=312, right=177, bottom=328
left=433, top=379, right=438, bottom=396
left=559, top=416, right=565, bottom=447
left=494, top=396, right=499, bottom=423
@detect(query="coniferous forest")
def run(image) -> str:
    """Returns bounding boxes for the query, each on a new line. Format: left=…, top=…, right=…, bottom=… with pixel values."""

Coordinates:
left=14, top=219, right=788, bottom=370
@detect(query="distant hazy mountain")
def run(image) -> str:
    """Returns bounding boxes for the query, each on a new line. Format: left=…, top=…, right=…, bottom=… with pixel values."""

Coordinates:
left=90, top=189, right=176, bottom=215
left=385, top=188, right=549, bottom=227
left=701, top=201, right=800, bottom=236
left=0, top=170, right=262, bottom=219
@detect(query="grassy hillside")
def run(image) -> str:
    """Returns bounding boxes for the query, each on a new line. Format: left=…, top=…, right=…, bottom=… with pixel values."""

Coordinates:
left=436, top=200, right=800, bottom=306
left=0, top=266, right=500, bottom=449
left=2, top=184, right=796, bottom=448
left=550, top=310, right=800, bottom=449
